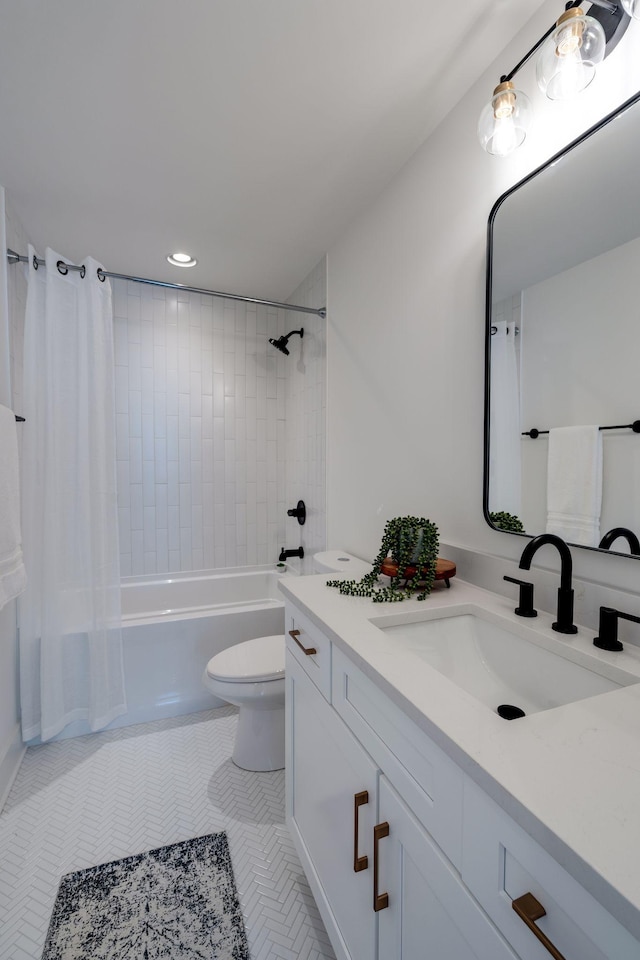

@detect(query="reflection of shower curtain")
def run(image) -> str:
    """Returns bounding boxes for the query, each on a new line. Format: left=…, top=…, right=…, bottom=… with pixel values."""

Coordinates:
left=19, top=247, right=126, bottom=742
left=489, top=320, right=521, bottom=516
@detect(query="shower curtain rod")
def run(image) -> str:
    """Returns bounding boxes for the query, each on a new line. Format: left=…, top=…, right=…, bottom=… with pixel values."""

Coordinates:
left=6, top=249, right=326, bottom=318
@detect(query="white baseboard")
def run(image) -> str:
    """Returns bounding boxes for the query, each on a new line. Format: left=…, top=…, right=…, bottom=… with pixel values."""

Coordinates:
left=0, top=722, right=25, bottom=812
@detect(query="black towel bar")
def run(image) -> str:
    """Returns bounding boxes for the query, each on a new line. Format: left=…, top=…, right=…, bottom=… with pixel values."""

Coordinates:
left=523, top=420, right=640, bottom=439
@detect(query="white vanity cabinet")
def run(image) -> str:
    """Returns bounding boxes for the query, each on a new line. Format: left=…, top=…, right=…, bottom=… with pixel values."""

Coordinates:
left=285, top=604, right=518, bottom=960
left=286, top=649, right=378, bottom=960
left=284, top=599, right=640, bottom=960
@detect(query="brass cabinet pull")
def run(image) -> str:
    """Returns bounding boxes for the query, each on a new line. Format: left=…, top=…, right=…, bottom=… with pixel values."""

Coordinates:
left=353, top=791, right=369, bottom=872
left=373, top=821, right=390, bottom=911
left=288, top=628, right=317, bottom=656
left=512, top=893, right=567, bottom=960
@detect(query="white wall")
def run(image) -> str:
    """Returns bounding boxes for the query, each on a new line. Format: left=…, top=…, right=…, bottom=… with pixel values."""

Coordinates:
left=326, top=3, right=640, bottom=603
left=0, top=197, right=28, bottom=803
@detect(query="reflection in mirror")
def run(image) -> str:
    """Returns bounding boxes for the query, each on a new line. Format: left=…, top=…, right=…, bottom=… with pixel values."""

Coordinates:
left=484, top=90, right=640, bottom=559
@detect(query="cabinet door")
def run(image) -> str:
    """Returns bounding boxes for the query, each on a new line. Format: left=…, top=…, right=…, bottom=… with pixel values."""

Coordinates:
left=287, top=651, right=377, bottom=960
left=377, top=776, right=519, bottom=960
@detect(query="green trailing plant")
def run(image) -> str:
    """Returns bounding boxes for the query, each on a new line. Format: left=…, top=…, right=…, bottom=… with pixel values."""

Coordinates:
left=327, top=516, right=439, bottom=603
left=489, top=511, right=525, bottom=533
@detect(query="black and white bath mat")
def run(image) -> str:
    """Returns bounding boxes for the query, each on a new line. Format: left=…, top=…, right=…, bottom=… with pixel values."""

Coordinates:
left=42, top=832, right=249, bottom=959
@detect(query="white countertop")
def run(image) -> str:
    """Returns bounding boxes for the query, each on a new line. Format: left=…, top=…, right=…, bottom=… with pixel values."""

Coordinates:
left=278, top=571, right=640, bottom=939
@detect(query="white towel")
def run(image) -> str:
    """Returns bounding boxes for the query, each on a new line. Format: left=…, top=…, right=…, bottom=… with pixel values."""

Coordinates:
left=546, top=425, right=602, bottom=546
left=0, top=404, right=26, bottom=609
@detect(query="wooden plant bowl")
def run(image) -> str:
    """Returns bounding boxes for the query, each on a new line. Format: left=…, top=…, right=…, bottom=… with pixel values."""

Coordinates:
left=379, top=557, right=457, bottom=585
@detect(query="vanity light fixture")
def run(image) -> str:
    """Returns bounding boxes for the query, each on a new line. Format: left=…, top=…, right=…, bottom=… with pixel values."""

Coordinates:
left=167, top=252, right=197, bottom=267
left=478, top=0, right=631, bottom=156
left=478, top=81, right=533, bottom=157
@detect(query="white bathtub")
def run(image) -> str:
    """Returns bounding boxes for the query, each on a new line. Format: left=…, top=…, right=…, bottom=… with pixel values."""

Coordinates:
left=118, top=565, right=287, bottom=728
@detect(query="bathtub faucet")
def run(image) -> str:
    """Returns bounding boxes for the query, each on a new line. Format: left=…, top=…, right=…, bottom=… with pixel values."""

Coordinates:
left=279, top=546, right=304, bottom=561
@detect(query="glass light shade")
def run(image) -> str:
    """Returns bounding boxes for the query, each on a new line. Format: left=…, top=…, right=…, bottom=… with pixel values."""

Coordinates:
left=621, top=0, right=640, bottom=18
left=478, top=82, right=533, bottom=157
left=536, top=8, right=606, bottom=100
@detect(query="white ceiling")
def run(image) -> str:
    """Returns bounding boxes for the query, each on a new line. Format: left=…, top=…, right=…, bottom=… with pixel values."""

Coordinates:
left=0, top=0, right=542, bottom=302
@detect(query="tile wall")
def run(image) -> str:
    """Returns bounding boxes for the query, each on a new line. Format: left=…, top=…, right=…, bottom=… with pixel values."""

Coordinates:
left=113, top=258, right=326, bottom=576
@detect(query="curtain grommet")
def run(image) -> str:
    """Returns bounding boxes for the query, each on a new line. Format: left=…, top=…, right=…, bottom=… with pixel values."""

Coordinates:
left=56, top=260, right=68, bottom=276
left=97, top=268, right=106, bottom=282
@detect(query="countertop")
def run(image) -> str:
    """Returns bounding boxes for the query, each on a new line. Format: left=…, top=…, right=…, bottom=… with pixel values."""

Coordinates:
left=278, top=571, right=640, bottom=940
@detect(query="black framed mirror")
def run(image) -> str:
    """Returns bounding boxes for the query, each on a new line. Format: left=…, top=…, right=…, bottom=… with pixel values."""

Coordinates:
left=484, top=88, right=640, bottom=559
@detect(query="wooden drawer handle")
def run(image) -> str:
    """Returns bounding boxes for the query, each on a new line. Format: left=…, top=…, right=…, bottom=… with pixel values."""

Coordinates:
left=289, top=629, right=317, bottom=656
left=354, top=791, right=369, bottom=873
left=373, top=821, right=390, bottom=911
left=512, top=893, right=567, bottom=960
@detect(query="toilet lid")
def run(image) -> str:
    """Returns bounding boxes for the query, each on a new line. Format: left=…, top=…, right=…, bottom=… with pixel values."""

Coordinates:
left=206, top=634, right=285, bottom=683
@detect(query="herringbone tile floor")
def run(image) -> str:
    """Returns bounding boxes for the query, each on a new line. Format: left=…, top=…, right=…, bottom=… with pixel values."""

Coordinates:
left=0, top=707, right=336, bottom=960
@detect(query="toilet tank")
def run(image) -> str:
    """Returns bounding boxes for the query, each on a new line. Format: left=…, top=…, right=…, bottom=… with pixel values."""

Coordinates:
left=312, top=551, right=373, bottom=578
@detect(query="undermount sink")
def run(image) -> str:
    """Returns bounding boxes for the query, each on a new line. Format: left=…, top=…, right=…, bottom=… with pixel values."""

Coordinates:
left=373, top=608, right=637, bottom=718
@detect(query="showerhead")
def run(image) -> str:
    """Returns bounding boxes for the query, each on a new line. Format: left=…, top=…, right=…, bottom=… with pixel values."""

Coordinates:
left=269, top=328, right=304, bottom=355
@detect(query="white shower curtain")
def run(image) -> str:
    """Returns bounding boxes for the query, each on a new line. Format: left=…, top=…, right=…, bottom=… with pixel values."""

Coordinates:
left=19, top=247, right=126, bottom=742
left=489, top=320, right=522, bottom=517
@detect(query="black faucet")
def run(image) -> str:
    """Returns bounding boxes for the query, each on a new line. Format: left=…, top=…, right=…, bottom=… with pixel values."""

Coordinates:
left=594, top=607, right=640, bottom=652
left=518, top=534, right=577, bottom=635
left=279, top=546, right=304, bottom=561
left=598, top=527, right=640, bottom=555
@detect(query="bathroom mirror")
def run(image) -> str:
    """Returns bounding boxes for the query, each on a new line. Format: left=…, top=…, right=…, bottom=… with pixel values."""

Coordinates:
left=484, top=89, right=640, bottom=559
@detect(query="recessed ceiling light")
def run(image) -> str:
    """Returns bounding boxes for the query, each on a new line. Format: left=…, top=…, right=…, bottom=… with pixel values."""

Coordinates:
left=167, top=252, right=197, bottom=267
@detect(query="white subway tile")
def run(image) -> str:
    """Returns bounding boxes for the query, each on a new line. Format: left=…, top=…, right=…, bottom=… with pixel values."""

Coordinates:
left=143, top=507, right=156, bottom=552
left=166, top=416, right=179, bottom=461
left=156, top=529, right=169, bottom=573
left=141, top=412, right=154, bottom=460
left=179, top=439, right=191, bottom=483
left=191, top=470, right=202, bottom=508
left=180, top=528, right=192, bottom=568
left=178, top=394, right=190, bottom=438
left=113, top=282, right=128, bottom=318
left=155, top=483, right=168, bottom=529
left=118, top=507, right=132, bottom=553
left=213, top=417, right=225, bottom=457
left=130, top=484, right=143, bottom=531
left=132, top=530, right=144, bottom=575
left=202, top=439, right=214, bottom=478
left=223, top=354, right=235, bottom=393
left=168, top=505, right=180, bottom=549
left=190, top=372, right=202, bottom=416
left=191, top=507, right=203, bottom=550
left=116, top=413, right=129, bottom=462
left=190, top=419, right=202, bottom=461
left=167, top=460, right=179, bottom=506
left=140, top=321, right=153, bottom=367
left=129, top=437, right=143, bottom=484
left=213, top=373, right=224, bottom=415
left=143, top=460, right=155, bottom=505
left=179, top=482, right=192, bottom=526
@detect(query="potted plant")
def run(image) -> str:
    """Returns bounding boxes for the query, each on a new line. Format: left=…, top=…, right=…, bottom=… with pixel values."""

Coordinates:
left=327, top=515, right=440, bottom=602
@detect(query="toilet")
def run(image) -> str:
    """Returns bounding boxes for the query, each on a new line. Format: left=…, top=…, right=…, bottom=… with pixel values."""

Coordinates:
left=203, top=634, right=286, bottom=772
left=203, top=551, right=370, bottom=772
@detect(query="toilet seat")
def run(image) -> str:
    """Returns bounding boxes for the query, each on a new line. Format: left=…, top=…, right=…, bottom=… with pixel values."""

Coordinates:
left=206, top=634, right=285, bottom=683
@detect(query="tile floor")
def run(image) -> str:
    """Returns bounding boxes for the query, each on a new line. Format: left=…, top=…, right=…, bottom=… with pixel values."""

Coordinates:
left=0, top=707, right=336, bottom=960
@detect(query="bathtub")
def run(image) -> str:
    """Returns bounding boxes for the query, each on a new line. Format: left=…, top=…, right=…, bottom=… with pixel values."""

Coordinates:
left=117, top=565, right=287, bottom=728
